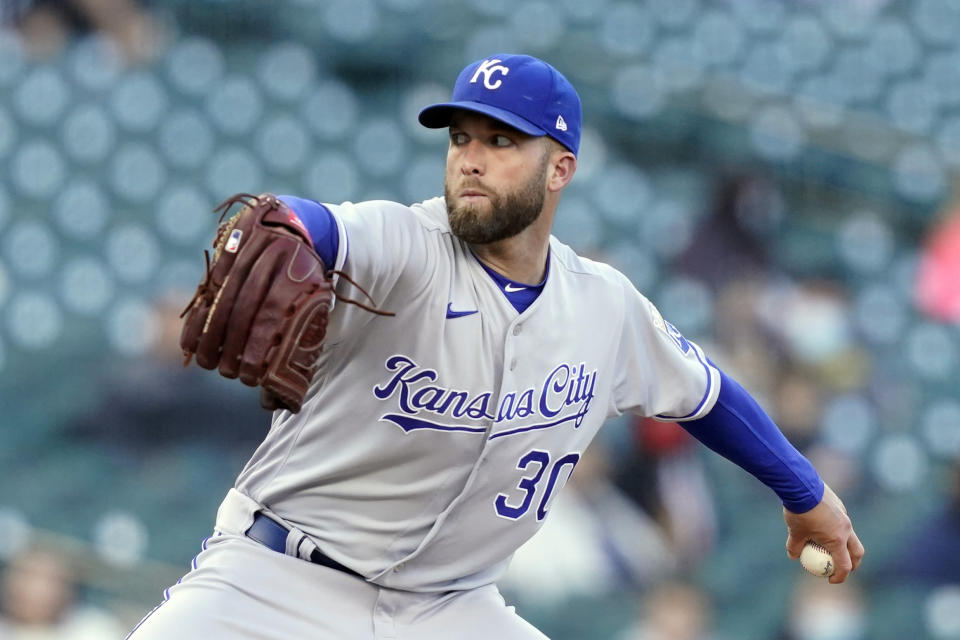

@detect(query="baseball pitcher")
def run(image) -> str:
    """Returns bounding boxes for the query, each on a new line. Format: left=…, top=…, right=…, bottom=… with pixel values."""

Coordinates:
left=126, top=54, right=864, bottom=640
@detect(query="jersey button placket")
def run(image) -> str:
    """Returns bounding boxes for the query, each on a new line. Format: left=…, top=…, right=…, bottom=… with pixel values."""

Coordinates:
left=509, top=324, right=521, bottom=370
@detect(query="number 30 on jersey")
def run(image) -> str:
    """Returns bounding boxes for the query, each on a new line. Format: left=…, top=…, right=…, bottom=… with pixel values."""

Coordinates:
left=495, top=449, right=581, bottom=520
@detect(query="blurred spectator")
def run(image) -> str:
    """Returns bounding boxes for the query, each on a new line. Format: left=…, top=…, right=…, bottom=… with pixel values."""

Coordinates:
left=915, top=199, right=960, bottom=323
left=60, top=291, right=268, bottom=452
left=675, top=172, right=783, bottom=292
left=617, top=580, right=717, bottom=640
left=886, top=460, right=960, bottom=586
left=769, top=367, right=823, bottom=450
left=0, top=546, right=125, bottom=639
left=614, top=417, right=717, bottom=571
left=500, top=442, right=677, bottom=607
left=779, top=577, right=867, bottom=640
left=710, top=278, right=783, bottom=397
left=800, top=444, right=863, bottom=502
left=4, top=0, right=162, bottom=62
left=677, top=169, right=868, bottom=394
left=754, top=279, right=865, bottom=389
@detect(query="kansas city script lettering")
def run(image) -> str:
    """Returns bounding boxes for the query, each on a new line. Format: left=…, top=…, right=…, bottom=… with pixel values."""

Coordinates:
left=373, top=355, right=597, bottom=436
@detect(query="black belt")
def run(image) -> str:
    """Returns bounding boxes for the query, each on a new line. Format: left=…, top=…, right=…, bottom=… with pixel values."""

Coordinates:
left=245, top=512, right=362, bottom=579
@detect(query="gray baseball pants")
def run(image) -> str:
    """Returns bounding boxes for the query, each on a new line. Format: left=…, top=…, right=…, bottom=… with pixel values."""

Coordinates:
left=125, top=492, right=547, bottom=640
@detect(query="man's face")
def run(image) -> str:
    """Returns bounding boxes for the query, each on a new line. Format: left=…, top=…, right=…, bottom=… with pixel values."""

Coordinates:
left=444, top=112, right=551, bottom=245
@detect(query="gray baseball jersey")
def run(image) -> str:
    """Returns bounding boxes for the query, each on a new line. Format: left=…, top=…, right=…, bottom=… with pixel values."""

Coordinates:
left=232, top=195, right=720, bottom=592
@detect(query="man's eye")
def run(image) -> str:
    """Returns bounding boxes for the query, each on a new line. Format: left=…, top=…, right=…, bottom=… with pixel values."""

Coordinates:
left=492, top=135, right=512, bottom=147
left=451, top=132, right=468, bottom=145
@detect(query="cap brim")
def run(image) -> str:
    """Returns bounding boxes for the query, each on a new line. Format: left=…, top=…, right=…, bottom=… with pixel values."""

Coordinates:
left=418, top=101, right=547, bottom=137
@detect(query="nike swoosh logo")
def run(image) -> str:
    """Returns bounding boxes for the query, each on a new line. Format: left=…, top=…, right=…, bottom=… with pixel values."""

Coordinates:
left=446, top=303, right=478, bottom=319
left=504, top=284, right=526, bottom=293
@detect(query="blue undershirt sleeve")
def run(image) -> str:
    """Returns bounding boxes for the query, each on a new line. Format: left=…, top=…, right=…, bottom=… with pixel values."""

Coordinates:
left=277, top=195, right=340, bottom=267
left=681, top=367, right=825, bottom=513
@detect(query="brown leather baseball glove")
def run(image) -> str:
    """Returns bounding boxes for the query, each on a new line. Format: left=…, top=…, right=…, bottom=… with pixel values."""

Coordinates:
left=179, top=193, right=388, bottom=413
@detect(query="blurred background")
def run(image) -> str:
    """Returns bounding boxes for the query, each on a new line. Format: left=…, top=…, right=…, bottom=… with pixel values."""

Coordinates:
left=1, top=0, right=959, bottom=638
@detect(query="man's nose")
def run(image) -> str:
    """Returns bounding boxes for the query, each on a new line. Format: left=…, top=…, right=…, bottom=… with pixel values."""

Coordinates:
left=460, top=141, right=484, bottom=175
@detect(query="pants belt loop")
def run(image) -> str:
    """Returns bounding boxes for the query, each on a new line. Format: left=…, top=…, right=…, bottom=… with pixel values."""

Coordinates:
left=285, top=525, right=319, bottom=562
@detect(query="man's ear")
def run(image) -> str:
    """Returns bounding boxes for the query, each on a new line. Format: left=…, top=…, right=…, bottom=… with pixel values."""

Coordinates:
left=548, top=151, right=577, bottom=193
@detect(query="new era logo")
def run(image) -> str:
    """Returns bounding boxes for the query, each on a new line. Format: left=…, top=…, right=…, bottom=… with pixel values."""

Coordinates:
left=555, top=115, right=567, bottom=131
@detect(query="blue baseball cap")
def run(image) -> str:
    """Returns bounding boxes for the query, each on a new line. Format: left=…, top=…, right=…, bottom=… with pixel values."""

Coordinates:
left=418, top=54, right=582, bottom=156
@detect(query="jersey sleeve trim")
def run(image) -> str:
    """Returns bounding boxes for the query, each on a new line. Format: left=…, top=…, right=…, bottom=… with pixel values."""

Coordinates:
left=277, top=195, right=340, bottom=266
left=277, top=195, right=350, bottom=300
left=331, top=206, right=349, bottom=273
left=324, top=204, right=349, bottom=303
left=654, top=341, right=721, bottom=421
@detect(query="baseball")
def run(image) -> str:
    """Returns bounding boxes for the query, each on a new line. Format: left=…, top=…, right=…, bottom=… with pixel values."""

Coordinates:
left=800, top=541, right=835, bottom=577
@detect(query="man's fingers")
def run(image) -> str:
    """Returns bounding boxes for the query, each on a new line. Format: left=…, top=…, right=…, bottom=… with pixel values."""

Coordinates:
left=785, top=533, right=805, bottom=560
left=827, top=542, right=853, bottom=584
left=824, top=527, right=869, bottom=584
left=849, top=529, right=866, bottom=571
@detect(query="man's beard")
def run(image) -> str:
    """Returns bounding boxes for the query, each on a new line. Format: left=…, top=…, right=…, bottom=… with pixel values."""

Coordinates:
left=445, top=155, right=548, bottom=245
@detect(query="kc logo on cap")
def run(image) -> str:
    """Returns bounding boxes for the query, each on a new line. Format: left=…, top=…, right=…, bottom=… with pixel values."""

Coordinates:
left=418, top=53, right=583, bottom=156
left=470, top=59, right=510, bottom=90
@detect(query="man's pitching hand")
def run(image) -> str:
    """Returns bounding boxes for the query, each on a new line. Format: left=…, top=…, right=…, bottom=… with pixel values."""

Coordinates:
left=783, top=483, right=865, bottom=584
